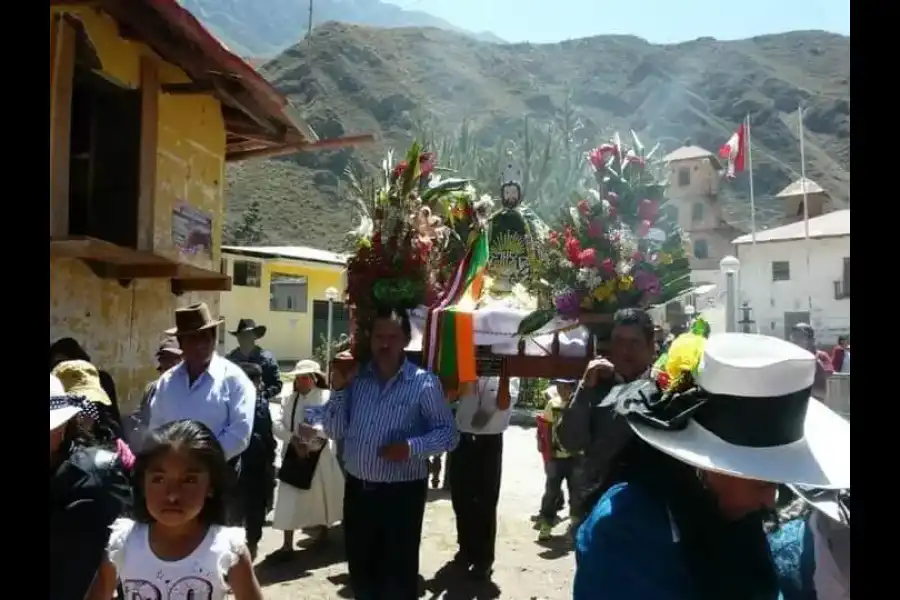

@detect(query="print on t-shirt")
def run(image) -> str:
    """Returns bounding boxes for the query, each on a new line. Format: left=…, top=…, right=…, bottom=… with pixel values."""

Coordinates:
left=123, top=576, right=213, bottom=599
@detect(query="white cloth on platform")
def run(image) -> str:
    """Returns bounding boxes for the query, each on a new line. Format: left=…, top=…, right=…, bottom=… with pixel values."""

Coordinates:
left=455, top=376, right=521, bottom=435
left=272, top=388, right=344, bottom=531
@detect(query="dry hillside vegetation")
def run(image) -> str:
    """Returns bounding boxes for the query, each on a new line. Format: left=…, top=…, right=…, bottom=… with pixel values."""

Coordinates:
left=225, top=23, right=849, bottom=250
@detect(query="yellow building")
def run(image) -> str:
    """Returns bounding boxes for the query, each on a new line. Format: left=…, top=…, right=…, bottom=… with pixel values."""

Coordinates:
left=219, top=246, right=349, bottom=364
left=49, top=0, right=367, bottom=410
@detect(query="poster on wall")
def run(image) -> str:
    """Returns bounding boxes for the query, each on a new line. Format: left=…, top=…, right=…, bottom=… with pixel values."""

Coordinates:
left=172, top=203, right=213, bottom=259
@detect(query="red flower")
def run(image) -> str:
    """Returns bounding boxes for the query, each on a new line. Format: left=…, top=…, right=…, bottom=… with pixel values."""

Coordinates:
left=589, top=144, right=617, bottom=170
left=419, top=152, right=436, bottom=177
left=631, top=251, right=643, bottom=263
left=599, top=258, right=616, bottom=276
left=565, top=237, right=582, bottom=263
left=549, top=231, right=560, bottom=247
left=578, top=248, right=598, bottom=268
left=656, top=371, right=671, bottom=390
left=638, top=199, right=659, bottom=222
left=577, top=199, right=591, bottom=217
left=391, top=161, right=408, bottom=180
left=587, top=217, right=604, bottom=239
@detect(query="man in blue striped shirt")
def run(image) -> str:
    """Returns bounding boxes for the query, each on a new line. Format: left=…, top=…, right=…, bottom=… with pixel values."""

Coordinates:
left=301, top=309, right=458, bottom=600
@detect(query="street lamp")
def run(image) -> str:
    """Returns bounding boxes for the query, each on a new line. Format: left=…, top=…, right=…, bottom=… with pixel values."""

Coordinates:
left=719, top=255, right=741, bottom=332
left=324, top=287, right=340, bottom=376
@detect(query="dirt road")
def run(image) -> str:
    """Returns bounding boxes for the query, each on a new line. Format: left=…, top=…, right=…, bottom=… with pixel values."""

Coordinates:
left=254, top=423, right=575, bottom=599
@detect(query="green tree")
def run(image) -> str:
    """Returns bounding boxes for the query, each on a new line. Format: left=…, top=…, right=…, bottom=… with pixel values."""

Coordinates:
left=227, top=199, right=264, bottom=245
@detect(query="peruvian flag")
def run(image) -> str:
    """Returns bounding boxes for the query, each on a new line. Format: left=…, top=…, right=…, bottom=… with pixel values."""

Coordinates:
left=719, top=123, right=747, bottom=178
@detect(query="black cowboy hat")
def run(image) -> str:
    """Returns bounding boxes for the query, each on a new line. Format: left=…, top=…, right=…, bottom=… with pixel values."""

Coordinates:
left=229, top=318, right=267, bottom=339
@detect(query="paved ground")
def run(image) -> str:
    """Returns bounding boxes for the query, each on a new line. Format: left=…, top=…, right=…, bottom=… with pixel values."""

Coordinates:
left=254, top=422, right=575, bottom=599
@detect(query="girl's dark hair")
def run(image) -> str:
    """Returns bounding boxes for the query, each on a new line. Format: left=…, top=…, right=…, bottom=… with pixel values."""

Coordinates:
left=585, top=440, right=781, bottom=600
left=49, top=337, right=91, bottom=368
left=132, top=420, right=232, bottom=526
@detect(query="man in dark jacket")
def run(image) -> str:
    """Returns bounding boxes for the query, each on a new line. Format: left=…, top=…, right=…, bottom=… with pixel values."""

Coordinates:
left=555, top=308, right=656, bottom=521
left=226, top=318, right=283, bottom=402
left=235, top=362, right=278, bottom=559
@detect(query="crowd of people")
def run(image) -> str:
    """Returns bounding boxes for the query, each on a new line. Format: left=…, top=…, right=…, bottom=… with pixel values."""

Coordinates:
left=49, top=301, right=849, bottom=600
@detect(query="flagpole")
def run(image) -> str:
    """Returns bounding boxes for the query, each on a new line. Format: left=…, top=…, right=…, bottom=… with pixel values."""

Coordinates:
left=746, top=114, right=757, bottom=246
left=798, top=104, right=813, bottom=316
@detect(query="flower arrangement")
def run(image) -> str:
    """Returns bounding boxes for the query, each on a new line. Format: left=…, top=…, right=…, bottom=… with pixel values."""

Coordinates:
left=345, top=142, right=487, bottom=352
left=652, top=318, right=711, bottom=392
left=518, top=132, right=692, bottom=336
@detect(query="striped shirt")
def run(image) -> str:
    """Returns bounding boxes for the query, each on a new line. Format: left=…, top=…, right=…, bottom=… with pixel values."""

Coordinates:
left=310, top=360, right=458, bottom=483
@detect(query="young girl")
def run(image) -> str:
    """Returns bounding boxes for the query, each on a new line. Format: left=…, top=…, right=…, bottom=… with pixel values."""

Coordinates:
left=86, top=419, right=264, bottom=600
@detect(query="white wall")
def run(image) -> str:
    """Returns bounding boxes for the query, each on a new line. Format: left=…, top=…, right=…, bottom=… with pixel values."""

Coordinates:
left=736, top=236, right=850, bottom=345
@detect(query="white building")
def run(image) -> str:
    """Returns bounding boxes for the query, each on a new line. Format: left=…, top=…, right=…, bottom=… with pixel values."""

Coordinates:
left=733, top=210, right=849, bottom=345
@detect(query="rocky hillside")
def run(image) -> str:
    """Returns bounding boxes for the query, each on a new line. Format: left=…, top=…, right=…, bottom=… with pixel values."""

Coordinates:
left=179, top=0, right=503, bottom=57
left=225, top=23, right=850, bottom=250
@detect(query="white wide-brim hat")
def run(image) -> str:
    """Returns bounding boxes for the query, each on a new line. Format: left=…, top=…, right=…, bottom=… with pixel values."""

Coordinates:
left=50, top=374, right=81, bottom=431
left=286, top=359, right=327, bottom=387
left=630, top=333, right=850, bottom=489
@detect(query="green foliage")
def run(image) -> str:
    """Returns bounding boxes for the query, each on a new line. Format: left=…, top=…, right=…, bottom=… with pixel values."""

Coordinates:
left=225, top=199, right=264, bottom=245
left=518, top=378, right=550, bottom=410
left=311, top=333, right=351, bottom=369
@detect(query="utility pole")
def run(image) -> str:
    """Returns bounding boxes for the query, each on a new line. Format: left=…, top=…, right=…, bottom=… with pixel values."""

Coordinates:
left=307, top=0, right=314, bottom=42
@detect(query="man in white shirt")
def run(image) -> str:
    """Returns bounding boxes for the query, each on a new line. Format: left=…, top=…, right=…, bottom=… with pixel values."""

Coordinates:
left=149, top=303, right=256, bottom=461
left=449, top=375, right=520, bottom=581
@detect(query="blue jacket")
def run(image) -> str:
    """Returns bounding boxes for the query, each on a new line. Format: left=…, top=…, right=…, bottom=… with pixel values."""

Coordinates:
left=574, top=482, right=816, bottom=600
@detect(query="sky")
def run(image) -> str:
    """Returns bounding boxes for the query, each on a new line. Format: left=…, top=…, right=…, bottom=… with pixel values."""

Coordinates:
left=386, top=0, right=849, bottom=44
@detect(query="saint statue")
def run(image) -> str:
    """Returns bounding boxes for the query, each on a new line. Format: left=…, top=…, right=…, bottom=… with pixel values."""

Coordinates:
left=487, top=153, right=542, bottom=296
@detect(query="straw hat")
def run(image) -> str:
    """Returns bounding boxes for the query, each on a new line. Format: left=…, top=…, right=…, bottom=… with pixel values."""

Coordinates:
left=629, top=333, right=850, bottom=489
left=51, top=360, right=111, bottom=407
left=286, top=359, right=327, bottom=389
left=165, top=302, right=223, bottom=336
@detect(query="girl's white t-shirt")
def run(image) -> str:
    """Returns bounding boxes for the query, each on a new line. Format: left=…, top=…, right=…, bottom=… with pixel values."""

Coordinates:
left=107, top=518, right=245, bottom=600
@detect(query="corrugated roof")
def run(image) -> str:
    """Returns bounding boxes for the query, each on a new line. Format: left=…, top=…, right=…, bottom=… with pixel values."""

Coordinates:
left=776, top=177, right=827, bottom=198
left=733, top=210, right=849, bottom=245
left=222, top=245, right=347, bottom=266
left=663, top=145, right=716, bottom=163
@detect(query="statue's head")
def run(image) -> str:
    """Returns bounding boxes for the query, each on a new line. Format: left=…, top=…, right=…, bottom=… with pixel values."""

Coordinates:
left=500, top=151, right=523, bottom=210
left=500, top=182, right=522, bottom=210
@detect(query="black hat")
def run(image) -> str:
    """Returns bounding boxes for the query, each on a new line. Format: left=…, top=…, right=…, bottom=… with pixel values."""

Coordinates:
left=230, top=318, right=267, bottom=339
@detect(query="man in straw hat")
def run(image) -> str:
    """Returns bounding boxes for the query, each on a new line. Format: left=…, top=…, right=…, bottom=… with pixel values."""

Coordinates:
left=226, top=318, right=283, bottom=402
left=572, top=332, right=850, bottom=599
left=148, top=303, right=257, bottom=462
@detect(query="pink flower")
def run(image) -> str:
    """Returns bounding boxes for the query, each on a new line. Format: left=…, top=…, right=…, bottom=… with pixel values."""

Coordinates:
left=606, top=191, right=620, bottom=206
left=599, top=257, right=616, bottom=276
left=587, top=217, right=604, bottom=239
left=638, top=199, right=659, bottom=222
left=565, top=237, right=582, bottom=263
left=635, top=270, right=661, bottom=296
left=578, top=248, right=598, bottom=267
left=637, top=220, right=652, bottom=238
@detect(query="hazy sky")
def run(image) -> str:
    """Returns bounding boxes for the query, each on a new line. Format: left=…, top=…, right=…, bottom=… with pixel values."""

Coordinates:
left=386, top=0, right=849, bottom=44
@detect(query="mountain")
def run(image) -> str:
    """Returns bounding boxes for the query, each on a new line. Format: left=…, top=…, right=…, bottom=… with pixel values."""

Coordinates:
left=179, top=0, right=504, bottom=58
left=224, top=23, right=850, bottom=251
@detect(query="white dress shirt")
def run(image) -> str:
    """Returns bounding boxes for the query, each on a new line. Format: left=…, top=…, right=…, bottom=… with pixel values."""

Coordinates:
left=149, top=353, right=257, bottom=460
left=455, top=376, right=521, bottom=435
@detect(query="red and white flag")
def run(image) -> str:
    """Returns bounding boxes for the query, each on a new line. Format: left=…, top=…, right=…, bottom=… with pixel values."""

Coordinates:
left=719, top=123, right=747, bottom=178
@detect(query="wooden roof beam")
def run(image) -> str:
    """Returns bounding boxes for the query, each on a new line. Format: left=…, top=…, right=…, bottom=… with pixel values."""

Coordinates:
left=226, top=134, right=376, bottom=162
